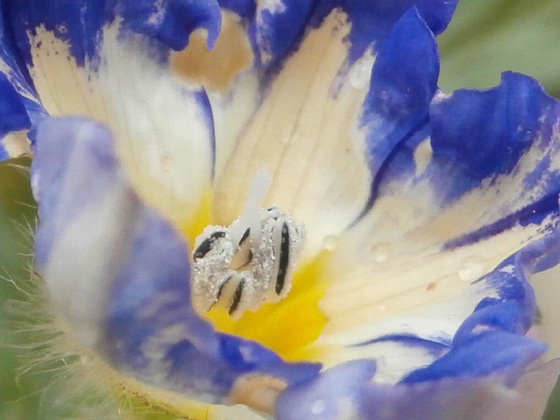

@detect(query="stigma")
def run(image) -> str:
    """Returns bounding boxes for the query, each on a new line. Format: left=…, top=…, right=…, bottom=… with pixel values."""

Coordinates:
left=192, top=206, right=305, bottom=318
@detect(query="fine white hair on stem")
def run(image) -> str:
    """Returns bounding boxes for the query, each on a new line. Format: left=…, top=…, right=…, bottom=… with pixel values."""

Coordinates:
left=0, top=221, right=175, bottom=419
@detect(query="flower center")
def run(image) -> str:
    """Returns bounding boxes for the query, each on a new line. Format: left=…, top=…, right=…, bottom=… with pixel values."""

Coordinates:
left=191, top=206, right=306, bottom=317
left=191, top=170, right=306, bottom=318
left=188, top=171, right=328, bottom=363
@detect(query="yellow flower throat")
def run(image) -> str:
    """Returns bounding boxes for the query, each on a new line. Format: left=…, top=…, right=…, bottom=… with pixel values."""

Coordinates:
left=182, top=190, right=328, bottom=363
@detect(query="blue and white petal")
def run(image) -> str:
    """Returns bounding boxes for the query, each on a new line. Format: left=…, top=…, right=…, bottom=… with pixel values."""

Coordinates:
left=209, top=0, right=456, bottom=178
left=5, top=0, right=218, bottom=230
left=0, top=6, right=44, bottom=158
left=315, top=71, right=560, bottom=381
left=32, top=117, right=145, bottom=343
left=360, top=8, right=439, bottom=212
left=276, top=358, right=560, bottom=420
left=6, top=1, right=560, bottom=419
left=310, top=0, right=458, bottom=63
left=214, top=5, right=446, bottom=260
left=32, top=116, right=320, bottom=416
left=0, top=75, right=33, bottom=159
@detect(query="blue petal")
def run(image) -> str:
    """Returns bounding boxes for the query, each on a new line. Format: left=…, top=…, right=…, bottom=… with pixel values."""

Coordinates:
left=103, top=206, right=319, bottom=401
left=370, top=72, right=560, bottom=250
left=31, top=117, right=128, bottom=269
left=115, top=0, right=222, bottom=50
left=0, top=74, right=30, bottom=152
left=311, top=0, right=458, bottom=63
left=5, top=0, right=110, bottom=67
left=433, top=74, right=560, bottom=246
left=32, top=116, right=320, bottom=407
left=276, top=360, right=377, bottom=420
left=277, top=352, right=555, bottom=420
left=401, top=331, right=546, bottom=386
left=0, top=5, right=36, bottom=99
left=0, top=5, right=44, bottom=159
left=453, top=301, right=528, bottom=341
left=4, top=0, right=223, bottom=66
left=218, top=0, right=256, bottom=16
left=431, top=72, right=560, bottom=207
left=317, top=71, right=560, bottom=382
left=360, top=7, right=439, bottom=213
left=248, top=0, right=315, bottom=68
left=225, top=0, right=457, bottom=70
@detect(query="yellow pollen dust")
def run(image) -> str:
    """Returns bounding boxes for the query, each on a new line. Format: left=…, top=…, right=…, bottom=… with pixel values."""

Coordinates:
left=171, top=11, right=254, bottom=92
left=204, top=251, right=330, bottom=363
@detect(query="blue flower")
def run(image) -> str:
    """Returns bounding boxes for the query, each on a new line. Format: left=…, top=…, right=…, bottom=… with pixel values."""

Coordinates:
left=1, top=1, right=560, bottom=419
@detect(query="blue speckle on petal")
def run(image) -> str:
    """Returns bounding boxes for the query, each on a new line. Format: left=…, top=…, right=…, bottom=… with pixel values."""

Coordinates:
left=115, top=0, right=222, bottom=50
left=5, top=0, right=109, bottom=67
left=3, top=0, right=223, bottom=67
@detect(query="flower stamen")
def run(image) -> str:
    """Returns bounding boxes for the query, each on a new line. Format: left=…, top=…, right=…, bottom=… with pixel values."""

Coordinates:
left=192, top=207, right=306, bottom=318
left=192, top=172, right=306, bottom=318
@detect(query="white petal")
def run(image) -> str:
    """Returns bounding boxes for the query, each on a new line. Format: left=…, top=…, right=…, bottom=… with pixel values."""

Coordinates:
left=27, top=25, right=214, bottom=229
left=213, top=10, right=374, bottom=261
left=311, top=143, right=558, bottom=379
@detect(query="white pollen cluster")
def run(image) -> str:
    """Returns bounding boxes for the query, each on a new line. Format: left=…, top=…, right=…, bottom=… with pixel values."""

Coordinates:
left=191, top=207, right=306, bottom=318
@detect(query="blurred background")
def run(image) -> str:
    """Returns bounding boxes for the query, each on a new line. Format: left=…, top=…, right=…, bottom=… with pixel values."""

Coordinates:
left=1, top=0, right=560, bottom=418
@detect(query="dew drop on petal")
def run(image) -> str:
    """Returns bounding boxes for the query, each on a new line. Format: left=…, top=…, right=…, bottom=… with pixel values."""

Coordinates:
left=400, top=323, right=412, bottom=333
left=322, top=234, right=339, bottom=251
left=311, top=399, right=326, bottom=416
left=457, top=256, right=487, bottom=283
left=370, top=241, right=393, bottom=263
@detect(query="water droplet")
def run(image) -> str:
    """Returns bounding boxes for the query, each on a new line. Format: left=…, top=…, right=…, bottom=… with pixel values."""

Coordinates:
left=458, top=256, right=487, bottom=283
left=311, top=399, right=326, bottom=415
left=160, top=154, right=173, bottom=172
left=322, top=235, right=339, bottom=251
left=400, top=323, right=412, bottom=333
left=371, top=241, right=392, bottom=263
